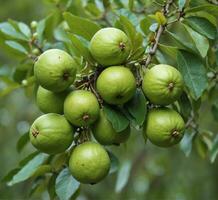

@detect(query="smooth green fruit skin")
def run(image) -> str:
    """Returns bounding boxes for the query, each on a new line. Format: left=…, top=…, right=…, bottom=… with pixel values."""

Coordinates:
left=90, top=28, right=131, bottom=66
left=69, top=142, right=110, bottom=184
left=145, top=108, right=185, bottom=147
left=92, top=110, right=130, bottom=145
left=96, top=66, right=136, bottom=105
left=142, top=64, right=184, bottom=105
left=34, top=49, right=77, bottom=92
left=29, top=113, right=74, bottom=154
left=36, top=86, right=68, bottom=114
left=64, top=90, right=100, bottom=127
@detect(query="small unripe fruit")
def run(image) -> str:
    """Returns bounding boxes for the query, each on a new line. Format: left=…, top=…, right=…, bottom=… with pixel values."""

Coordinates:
left=90, top=28, right=131, bottom=66
left=142, top=64, right=184, bottom=105
left=29, top=113, right=74, bottom=154
left=96, top=66, right=136, bottom=105
left=92, top=110, right=130, bottom=145
left=34, top=49, right=77, bottom=92
left=36, top=86, right=68, bottom=114
left=144, top=108, right=185, bottom=147
left=30, top=21, right=38, bottom=29
left=64, top=90, right=100, bottom=126
left=32, top=48, right=40, bottom=55
left=69, top=142, right=110, bottom=184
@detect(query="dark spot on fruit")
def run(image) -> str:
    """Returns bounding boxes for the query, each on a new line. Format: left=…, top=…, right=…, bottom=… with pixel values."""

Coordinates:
left=58, top=56, right=61, bottom=59
left=82, top=114, right=90, bottom=121
left=63, top=72, right=70, bottom=81
left=32, top=129, right=39, bottom=138
left=119, top=42, right=126, bottom=51
left=171, top=130, right=180, bottom=138
left=90, top=182, right=96, bottom=185
left=168, top=82, right=174, bottom=92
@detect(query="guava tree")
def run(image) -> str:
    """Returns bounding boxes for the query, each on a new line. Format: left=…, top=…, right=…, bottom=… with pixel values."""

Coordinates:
left=1, top=0, right=218, bottom=199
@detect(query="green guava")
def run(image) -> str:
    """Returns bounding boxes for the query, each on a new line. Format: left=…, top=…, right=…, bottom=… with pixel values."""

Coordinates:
left=34, top=49, right=77, bottom=92
left=36, top=86, right=69, bottom=114
left=69, top=141, right=110, bottom=184
left=92, top=110, right=130, bottom=145
left=96, top=66, right=136, bottom=105
left=144, top=107, right=185, bottom=147
left=29, top=113, right=74, bottom=154
left=90, top=28, right=131, bottom=66
left=142, top=64, right=184, bottom=105
left=64, top=90, right=100, bottom=127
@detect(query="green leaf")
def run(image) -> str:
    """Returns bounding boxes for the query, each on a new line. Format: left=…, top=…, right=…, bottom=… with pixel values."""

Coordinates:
left=1, top=168, right=20, bottom=183
left=180, top=128, right=196, bottom=157
left=140, top=17, right=152, bottom=35
left=211, top=103, right=218, bottom=121
left=177, top=50, right=208, bottom=99
left=55, top=168, right=80, bottom=200
left=186, top=4, right=218, bottom=16
left=5, top=40, right=28, bottom=55
left=67, top=33, right=94, bottom=64
left=128, top=0, right=134, bottom=11
left=108, top=151, right=119, bottom=174
left=63, top=12, right=100, bottom=41
left=159, top=44, right=178, bottom=59
left=0, top=76, right=21, bottom=98
left=178, top=92, right=192, bottom=121
left=183, top=24, right=209, bottom=58
left=19, top=151, right=40, bottom=167
left=184, top=17, right=216, bottom=39
left=16, top=132, right=29, bottom=153
left=209, top=134, right=218, bottom=163
left=0, top=22, right=28, bottom=41
left=31, top=164, right=52, bottom=178
left=8, top=153, right=48, bottom=186
left=48, top=174, right=57, bottom=200
left=18, top=22, right=31, bottom=38
left=103, top=104, right=130, bottom=132
left=116, top=8, right=138, bottom=26
left=115, top=160, right=132, bottom=193
left=124, top=89, right=147, bottom=126
left=178, top=0, right=186, bottom=11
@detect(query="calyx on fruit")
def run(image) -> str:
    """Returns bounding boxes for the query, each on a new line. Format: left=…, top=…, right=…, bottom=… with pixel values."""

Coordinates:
left=142, top=64, right=184, bottom=105
left=34, top=49, right=77, bottom=92
left=29, top=113, right=74, bottom=154
left=36, top=86, right=69, bottom=114
left=64, top=90, right=100, bottom=127
left=69, top=141, right=110, bottom=184
left=90, top=27, right=131, bottom=66
left=96, top=66, right=136, bottom=105
left=144, top=107, right=185, bottom=147
left=92, top=110, right=130, bottom=145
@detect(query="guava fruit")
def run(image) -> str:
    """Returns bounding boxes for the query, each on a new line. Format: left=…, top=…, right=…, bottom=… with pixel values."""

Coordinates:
left=36, top=86, right=69, bottom=114
left=64, top=90, right=100, bottom=127
left=92, top=110, right=130, bottom=145
left=90, top=28, right=131, bottom=66
left=69, top=141, right=110, bottom=184
left=144, top=107, right=185, bottom=147
left=142, top=64, right=184, bottom=105
left=29, top=113, right=74, bottom=154
left=96, top=66, right=136, bottom=105
left=34, top=49, right=77, bottom=92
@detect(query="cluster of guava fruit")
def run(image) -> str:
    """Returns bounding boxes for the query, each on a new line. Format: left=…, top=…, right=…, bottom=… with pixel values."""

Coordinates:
left=29, top=27, right=185, bottom=184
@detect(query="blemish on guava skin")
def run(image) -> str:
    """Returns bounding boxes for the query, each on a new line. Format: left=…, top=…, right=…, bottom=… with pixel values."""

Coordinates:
left=116, top=94, right=123, bottom=99
left=119, top=42, right=126, bottom=51
left=32, top=129, right=39, bottom=138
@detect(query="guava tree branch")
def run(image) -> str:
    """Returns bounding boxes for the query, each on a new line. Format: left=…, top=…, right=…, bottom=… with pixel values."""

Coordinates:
left=140, top=0, right=174, bottom=67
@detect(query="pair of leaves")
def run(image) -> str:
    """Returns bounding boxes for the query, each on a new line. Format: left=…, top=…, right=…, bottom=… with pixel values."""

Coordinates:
left=103, top=90, right=147, bottom=132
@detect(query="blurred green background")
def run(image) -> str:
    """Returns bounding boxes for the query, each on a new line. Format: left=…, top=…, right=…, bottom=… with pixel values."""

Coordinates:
left=0, top=0, right=218, bottom=200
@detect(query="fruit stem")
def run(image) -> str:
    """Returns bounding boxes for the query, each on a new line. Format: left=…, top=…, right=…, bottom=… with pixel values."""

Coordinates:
left=82, top=114, right=90, bottom=121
